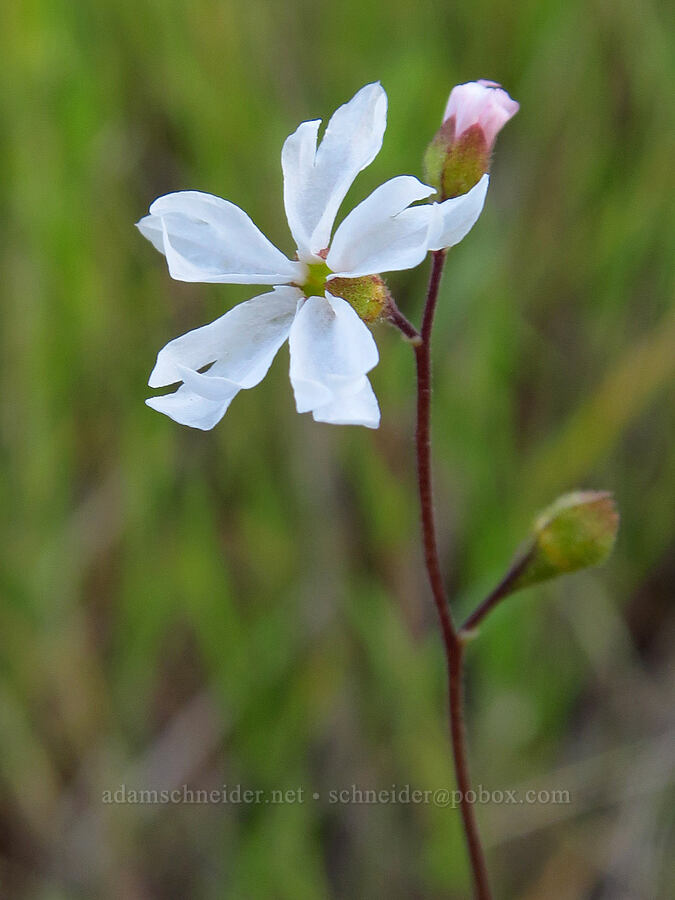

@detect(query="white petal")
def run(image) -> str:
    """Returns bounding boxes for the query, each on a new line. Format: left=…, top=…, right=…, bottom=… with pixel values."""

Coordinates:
left=136, top=214, right=165, bottom=254
left=427, top=175, right=489, bottom=250
left=288, top=295, right=379, bottom=421
left=137, top=191, right=304, bottom=284
left=146, top=385, right=234, bottom=431
left=280, top=119, right=322, bottom=258
left=282, top=83, right=387, bottom=259
left=312, top=376, right=380, bottom=428
left=326, top=175, right=436, bottom=277
left=148, top=286, right=301, bottom=388
left=176, top=365, right=241, bottom=401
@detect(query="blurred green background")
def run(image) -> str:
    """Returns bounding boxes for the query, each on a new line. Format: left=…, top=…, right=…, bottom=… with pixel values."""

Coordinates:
left=1, top=0, right=674, bottom=897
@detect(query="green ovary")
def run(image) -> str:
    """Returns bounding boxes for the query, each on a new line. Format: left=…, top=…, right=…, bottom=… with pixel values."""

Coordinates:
left=299, top=261, right=332, bottom=298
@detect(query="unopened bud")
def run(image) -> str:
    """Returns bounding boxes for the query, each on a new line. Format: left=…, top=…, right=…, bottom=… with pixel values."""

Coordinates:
left=513, top=491, right=619, bottom=591
left=326, top=274, right=391, bottom=323
left=424, top=80, right=519, bottom=199
left=460, top=491, right=619, bottom=635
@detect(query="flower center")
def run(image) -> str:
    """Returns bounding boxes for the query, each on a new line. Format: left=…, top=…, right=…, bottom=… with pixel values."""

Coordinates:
left=295, top=262, right=391, bottom=324
left=298, top=261, right=332, bottom=298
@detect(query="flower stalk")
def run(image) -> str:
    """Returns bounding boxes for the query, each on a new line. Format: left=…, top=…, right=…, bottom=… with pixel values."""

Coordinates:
left=402, top=250, right=618, bottom=898
left=413, top=249, right=492, bottom=900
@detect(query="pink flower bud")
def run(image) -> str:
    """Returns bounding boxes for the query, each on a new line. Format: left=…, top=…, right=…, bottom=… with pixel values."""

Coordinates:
left=424, top=79, right=519, bottom=200
left=442, top=80, right=519, bottom=149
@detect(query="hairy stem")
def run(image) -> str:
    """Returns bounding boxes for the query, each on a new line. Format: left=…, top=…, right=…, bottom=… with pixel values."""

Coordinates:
left=414, top=250, right=492, bottom=900
left=387, top=303, right=422, bottom=343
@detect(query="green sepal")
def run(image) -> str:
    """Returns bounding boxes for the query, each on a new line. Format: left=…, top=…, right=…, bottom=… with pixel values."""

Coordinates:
left=423, top=120, right=490, bottom=200
left=327, top=275, right=391, bottom=323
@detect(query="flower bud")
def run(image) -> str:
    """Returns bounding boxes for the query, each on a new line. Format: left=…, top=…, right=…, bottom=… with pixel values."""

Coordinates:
left=424, top=80, right=519, bottom=199
left=459, top=491, right=618, bottom=637
left=513, top=491, right=619, bottom=591
left=326, top=274, right=391, bottom=323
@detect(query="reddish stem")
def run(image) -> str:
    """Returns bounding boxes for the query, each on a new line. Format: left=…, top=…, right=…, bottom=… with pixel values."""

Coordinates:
left=460, top=547, right=533, bottom=635
left=413, top=250, right=492, bottom=900
left=387, top=304, right=422, bottom=344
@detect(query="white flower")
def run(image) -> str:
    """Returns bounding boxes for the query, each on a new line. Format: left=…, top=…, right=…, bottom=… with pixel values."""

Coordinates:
left=138, top=83, right=488, bottom=430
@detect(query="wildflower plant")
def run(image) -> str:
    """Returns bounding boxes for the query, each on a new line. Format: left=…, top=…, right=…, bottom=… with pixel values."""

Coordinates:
left=138, top=81, right=618, bottom=898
